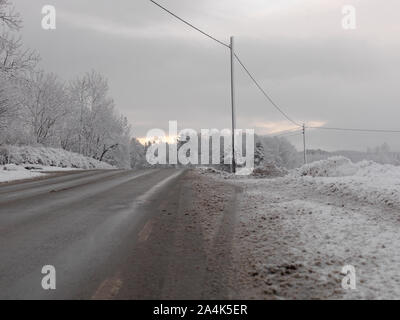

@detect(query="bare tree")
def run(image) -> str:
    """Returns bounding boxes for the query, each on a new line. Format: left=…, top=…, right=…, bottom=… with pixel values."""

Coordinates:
left=0, top=0, right=21, bottom=30
left=66, top=71, right=131, bottom=166
left=0, top=33, right=39, bottom=77
left=0, top=0, right=39, bottom=78
left=0, top=0, right=39, bottom=138
left=19, top=72, right=69, bottom=144
left=0, top=71, right=19, bottom=140
left=0, top=2, right=133, bottom=168
left=0, top=88, right=9, bottom=129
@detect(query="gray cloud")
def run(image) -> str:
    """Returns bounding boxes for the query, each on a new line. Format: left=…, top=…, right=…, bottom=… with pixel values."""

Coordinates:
left=12, top=0, right=400, bottom=151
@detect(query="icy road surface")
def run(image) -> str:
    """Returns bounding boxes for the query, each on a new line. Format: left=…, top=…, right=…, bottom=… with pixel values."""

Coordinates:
left=0, top=169, right=239, bottom=299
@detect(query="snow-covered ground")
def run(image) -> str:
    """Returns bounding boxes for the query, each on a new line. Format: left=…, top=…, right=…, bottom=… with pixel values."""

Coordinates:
left=202, top=157, right=400, bottom=299
left=290, top=156, right=400, bottom=208
left=1, top=145, right=114, bottom=169
left=0, top=145, right=115, bottom=183
left=0, top=164, right=45, bottom=183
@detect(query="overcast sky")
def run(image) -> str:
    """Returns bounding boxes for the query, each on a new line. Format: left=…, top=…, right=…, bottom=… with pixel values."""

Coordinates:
left=12, top=0, right=400, bottom=151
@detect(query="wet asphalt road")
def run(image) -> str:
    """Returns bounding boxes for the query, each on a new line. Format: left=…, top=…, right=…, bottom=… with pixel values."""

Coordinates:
left=0, top=168, right=194, bottom=299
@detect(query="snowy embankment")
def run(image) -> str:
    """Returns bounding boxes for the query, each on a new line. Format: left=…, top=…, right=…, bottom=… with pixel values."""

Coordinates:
left=0, top=164, right=44, bottom=183
left=202, top=157, right=400, bottom=299
left=290, top=156, right=400, bottom=208
left=0, top=145, right=115, bottom=183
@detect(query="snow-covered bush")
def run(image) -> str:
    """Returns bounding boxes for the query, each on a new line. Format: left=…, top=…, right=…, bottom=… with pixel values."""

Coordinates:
left=0, top=145, right=115, bottom=169
left=288, top=157, right=400, bottom=208
left=294, top=156, right=358, bottom=177
left=252, top=162, right=288, bottom=178
left=2, top=163, right=26, bottom=171
left=305, top=144, right=400, bottom=167
left=255, top=135, right=300, bottom=169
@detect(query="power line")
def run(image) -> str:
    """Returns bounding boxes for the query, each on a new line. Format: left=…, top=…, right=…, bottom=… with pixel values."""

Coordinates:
left=149, top=0, right=301, bottom=129
left=149, top=0, right=230, bottom=48
left=308, top=126, right=400, bottom=133
left=234, top=53, right=302, bottom=128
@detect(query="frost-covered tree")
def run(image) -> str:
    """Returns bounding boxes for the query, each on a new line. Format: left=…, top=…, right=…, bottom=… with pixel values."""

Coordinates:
left=0, top=0, right=39, bottom=141
left=66, top=71, right=131, bottom=167
left=18, top=72, right=69, bottom=145
left=0, top=0, right=38, bottom=77
left=100, top=114, right=131, bottom=168
left=0, top=0, right=21, bottom=29
left=0, top=34, right=39, bottom=76
left=0, top=2, right=135, bottom=168
left=255, top=135, right=299, bottom=169
left=254, top=141, right=265, bottom=166
left=130, top=138, right=146, bottom=168
left=0, top=73, right=13, bottom=127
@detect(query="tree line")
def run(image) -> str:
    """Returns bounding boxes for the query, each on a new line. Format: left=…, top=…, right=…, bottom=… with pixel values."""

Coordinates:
left=0, top=0, right=136, bottom=168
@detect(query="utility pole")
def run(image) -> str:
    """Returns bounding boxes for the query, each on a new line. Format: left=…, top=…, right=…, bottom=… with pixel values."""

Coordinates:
left=230, top=36, right=237, bottom=173
left=302, top=123, right=307, bottom=164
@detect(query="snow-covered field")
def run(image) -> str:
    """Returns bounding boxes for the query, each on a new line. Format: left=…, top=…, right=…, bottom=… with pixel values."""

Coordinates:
left=202, top=157, right=400, bottom=299
left=0, top=145, right=115, bottom=183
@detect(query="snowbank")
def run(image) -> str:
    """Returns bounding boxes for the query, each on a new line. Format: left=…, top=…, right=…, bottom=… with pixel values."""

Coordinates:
left=252, top=163, right=288, bottom=178
left=292, top=156, right=358, bottom=177
left=289, top=157, right=400, bottom=208
left=197, top=163, right=287, bottom=179
left=0, top=145, right=115, bottom=170
left=197, top=167, right=232, bottom=178
left=0, top=164, right=44, bottom=183
left=214, top=157, right=400, bottom=298
left=229, top=173, right=400, bottom=299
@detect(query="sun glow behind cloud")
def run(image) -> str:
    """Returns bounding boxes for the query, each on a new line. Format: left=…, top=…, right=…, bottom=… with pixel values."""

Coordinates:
left=137, top=135, right=178, bottom=145
left=254, top=121, right=326, bottom=135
